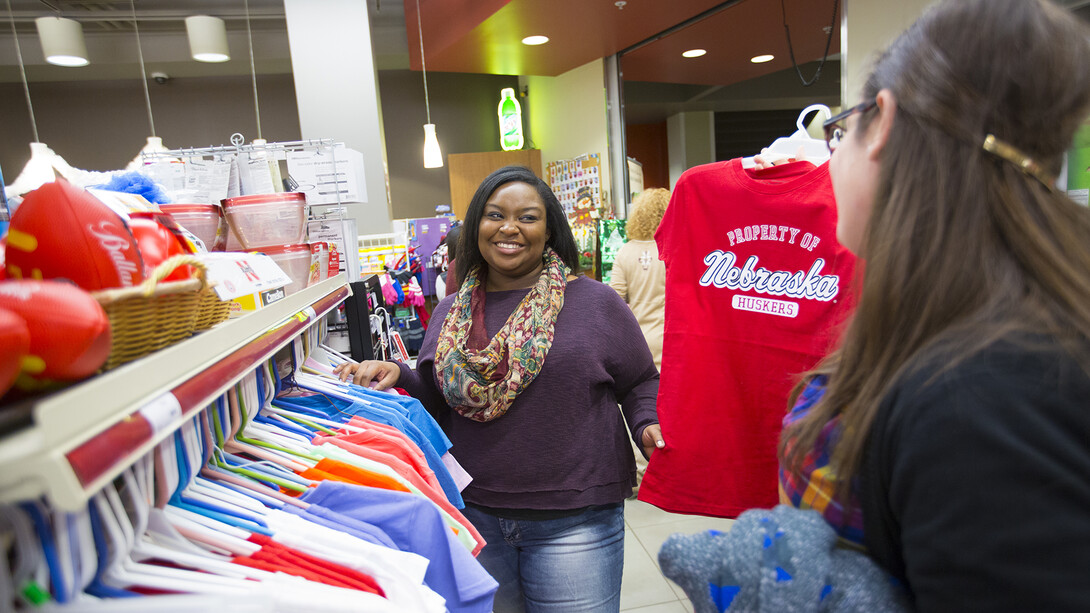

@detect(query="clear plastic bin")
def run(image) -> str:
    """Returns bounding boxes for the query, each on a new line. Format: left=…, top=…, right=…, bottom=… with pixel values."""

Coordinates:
left=222, top=193, right=308, bottom=250
left=160, top=203, right=227, bottom=251
left=260, top=243, right=312, bottom=296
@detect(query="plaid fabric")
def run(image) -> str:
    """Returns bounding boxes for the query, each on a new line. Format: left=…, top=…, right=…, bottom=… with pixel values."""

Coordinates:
left=779, top=375, right=865, bottom=547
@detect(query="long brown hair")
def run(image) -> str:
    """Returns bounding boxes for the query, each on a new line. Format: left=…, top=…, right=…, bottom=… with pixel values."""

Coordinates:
left=781, top=0, right=1090, bottom=495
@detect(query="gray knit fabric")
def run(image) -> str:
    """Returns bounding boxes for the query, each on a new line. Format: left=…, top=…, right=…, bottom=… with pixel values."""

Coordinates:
left=657, top=505, right=910, bottom=613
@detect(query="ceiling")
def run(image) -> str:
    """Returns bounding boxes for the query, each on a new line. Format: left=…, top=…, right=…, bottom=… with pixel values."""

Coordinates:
left=406, top=0, right=840, bottom=87
left=2, top=0, right=1088, bottom=123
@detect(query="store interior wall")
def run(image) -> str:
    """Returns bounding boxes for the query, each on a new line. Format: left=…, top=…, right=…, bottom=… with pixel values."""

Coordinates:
left=0, top=74, right=301, bottom=182
left=842, top=0, right=940, bottom=104
left=0, top=68, right=523, bottom=223
left=526, top=59, right=612, bottom=209
left=378, top=70, right=519, bottom=221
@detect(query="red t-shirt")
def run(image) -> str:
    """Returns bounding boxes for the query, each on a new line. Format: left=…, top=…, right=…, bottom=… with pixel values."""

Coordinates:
left=638, top=158, right=857, bottom=518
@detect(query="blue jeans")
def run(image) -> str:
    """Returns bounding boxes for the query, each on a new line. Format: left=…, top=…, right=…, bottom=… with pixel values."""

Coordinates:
left=462, top=503, right=625, bottom=613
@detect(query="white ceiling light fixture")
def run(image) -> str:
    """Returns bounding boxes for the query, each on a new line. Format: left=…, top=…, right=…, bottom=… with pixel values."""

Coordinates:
left=185, top=15, right=230, bottom=63
left=750, top=54, right=775, bottom=63
left=35, top=16, right=88, bottom=67
left=521, top=35, right=549, bottom=46
left=417, top=0, right=443, bottom=169
left=682, top=49, right=706, bottom=58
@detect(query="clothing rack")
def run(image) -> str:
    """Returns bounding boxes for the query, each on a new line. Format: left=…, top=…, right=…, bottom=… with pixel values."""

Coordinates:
left=0, top=276, right=349, bottom=512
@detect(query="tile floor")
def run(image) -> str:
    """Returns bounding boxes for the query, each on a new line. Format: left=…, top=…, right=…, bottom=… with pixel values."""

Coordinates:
left=619, top=497, right=736, bottom=612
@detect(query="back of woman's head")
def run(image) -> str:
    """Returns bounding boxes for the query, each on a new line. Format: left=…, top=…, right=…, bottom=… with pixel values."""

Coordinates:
left=456, top=165, right=580, bottom=285
left=783, top=0, right=1090, bottom=493
left=854, top=0, right=1090, bottom=347
left=626, top=188, right=671, bottom=241
left=445, top=224, right=461, bottom=251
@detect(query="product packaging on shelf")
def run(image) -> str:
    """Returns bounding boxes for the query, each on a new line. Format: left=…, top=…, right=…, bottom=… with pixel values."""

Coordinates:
left=200, top=252, right=293, bottom=316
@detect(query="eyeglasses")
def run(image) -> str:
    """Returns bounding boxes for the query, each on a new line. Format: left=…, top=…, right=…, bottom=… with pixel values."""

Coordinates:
left=823, top=99, right=877, bottom=152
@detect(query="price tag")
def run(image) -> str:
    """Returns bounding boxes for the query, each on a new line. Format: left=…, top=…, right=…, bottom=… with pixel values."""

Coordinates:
left=138, top=392, right=182, bottom=435
left=293, top=306, right=317, bottom=323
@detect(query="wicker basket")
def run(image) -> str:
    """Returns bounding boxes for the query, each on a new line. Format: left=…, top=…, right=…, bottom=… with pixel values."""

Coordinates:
left=91, top=254, right=228, bottom=371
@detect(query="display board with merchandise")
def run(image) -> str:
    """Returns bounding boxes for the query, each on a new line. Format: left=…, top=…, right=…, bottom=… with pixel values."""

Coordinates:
left=548, top=154, right=604, bottom=279
left=547, top=153, right=602, bottom=214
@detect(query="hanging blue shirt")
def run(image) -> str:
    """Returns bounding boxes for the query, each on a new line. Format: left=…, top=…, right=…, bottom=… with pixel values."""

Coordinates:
left=302, top=481, right=497, bottom=613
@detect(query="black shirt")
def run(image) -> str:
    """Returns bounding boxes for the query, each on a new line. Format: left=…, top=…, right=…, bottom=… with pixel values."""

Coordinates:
left=861, top=337, right=1090, bottom=612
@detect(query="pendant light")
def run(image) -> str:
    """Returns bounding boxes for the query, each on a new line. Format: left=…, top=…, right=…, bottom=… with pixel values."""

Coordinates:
left=243, top=0, right=262, bottom=141
left=416, top=0, right=443, bottom=168
left=185, top=15, right=229, bottom=63
left=35, top=15, right=88, bottom=67
left=6, top=0, right=51, bottom=198
left=126, top=0, right=172, bottom=171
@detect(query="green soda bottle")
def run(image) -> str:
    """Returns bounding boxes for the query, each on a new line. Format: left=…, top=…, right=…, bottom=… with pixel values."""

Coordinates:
left=498, top=88, right=524, bottom=151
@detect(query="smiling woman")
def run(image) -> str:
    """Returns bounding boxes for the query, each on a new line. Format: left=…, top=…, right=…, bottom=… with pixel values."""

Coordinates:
left=475, top=182, right=552, bottom=291
left=455, top=166, right=579, bottom=289
left=335, top=165, right=664, bottom=613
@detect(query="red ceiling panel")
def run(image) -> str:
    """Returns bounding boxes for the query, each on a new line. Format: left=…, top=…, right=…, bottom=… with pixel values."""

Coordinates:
left=620, top=0, right=841, bottom=86
left=406, top=0, right=730, bottom=77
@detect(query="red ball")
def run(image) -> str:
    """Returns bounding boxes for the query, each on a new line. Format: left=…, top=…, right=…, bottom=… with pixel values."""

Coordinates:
left=0, top=280, right=111, bottom=381
left=5, top=179, right=145, bottom=291
left=0, top=307, right=30, bottom=397
left=128, top=217, right=193, bottom=282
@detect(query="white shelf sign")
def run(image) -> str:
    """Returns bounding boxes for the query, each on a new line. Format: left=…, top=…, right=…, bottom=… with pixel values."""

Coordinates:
left=138, top=392, right=183, bottom=435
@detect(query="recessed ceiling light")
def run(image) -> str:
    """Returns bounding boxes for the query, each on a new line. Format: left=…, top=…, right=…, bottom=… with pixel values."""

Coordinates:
left=751, top=54, right=775, bottom=63
left=682, top=49, right=706, bottom=58
left=522, top=35, right=549, bottom=46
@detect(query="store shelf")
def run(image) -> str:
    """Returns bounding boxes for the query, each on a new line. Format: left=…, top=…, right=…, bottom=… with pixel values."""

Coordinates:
left=0, top=275, right=350, bottom=511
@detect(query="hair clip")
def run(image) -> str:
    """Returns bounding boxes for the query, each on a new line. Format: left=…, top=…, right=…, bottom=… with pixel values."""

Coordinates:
left=982, top=134, right=1055, bottom=191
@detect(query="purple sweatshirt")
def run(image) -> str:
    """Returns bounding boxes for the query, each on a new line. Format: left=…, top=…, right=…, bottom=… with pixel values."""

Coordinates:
left=396, top=275, right=660, bottom=511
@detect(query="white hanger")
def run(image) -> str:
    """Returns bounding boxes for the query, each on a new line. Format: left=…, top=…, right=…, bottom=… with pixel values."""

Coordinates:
left=742, top=104, right=833, bottom=168
left=118, top=468, right=275, bottom=583
left=92, top=486, right=249, bottom=594
left=0, top=503, right=44, bottom=610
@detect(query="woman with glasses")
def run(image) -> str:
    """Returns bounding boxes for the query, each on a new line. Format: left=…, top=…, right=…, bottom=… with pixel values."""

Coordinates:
left=778, top=0, right=1090, bottom=610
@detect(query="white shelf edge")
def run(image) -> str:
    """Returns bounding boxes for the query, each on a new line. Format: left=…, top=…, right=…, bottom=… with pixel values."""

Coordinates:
left=0, top=275, right=350, bottom=510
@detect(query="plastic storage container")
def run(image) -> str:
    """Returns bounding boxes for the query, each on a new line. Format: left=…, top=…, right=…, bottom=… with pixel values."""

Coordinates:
left=159, top=203, right=227, bottom=251
left=261, top=244, right=312, bottom=296
left=221, top=193, right=308, bottom=250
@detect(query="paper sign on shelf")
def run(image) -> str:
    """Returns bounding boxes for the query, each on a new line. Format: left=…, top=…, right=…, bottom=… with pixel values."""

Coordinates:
left=199, top=252, right=291, bottom=300
left=183, top=159, right=232, bottom=204
left=286, top=146, right=367, bottom=204
left=238, top=152, right=278, bottom=195
left=141, top=160, right=187, bottom=193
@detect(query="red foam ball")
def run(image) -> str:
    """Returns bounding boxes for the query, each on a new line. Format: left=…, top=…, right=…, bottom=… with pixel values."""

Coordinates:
left=128, top=217, right=194, bottom=282
left=5, top=179, right=145, bottom=291
left=0, top=307, right=30, bottom=397
left=0, top=280, right=111, bottom=381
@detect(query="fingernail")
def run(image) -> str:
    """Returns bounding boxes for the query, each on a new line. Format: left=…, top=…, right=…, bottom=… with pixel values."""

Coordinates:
left=656, top=440, right=665, bottom=448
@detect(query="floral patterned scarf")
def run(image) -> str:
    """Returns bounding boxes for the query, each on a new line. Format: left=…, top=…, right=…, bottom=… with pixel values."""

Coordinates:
left=434, top=247, right=568, bottom=422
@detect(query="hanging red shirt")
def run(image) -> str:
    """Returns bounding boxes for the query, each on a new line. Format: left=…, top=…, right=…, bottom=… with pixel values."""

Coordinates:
left=639, top=158, right=857, bottom=518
